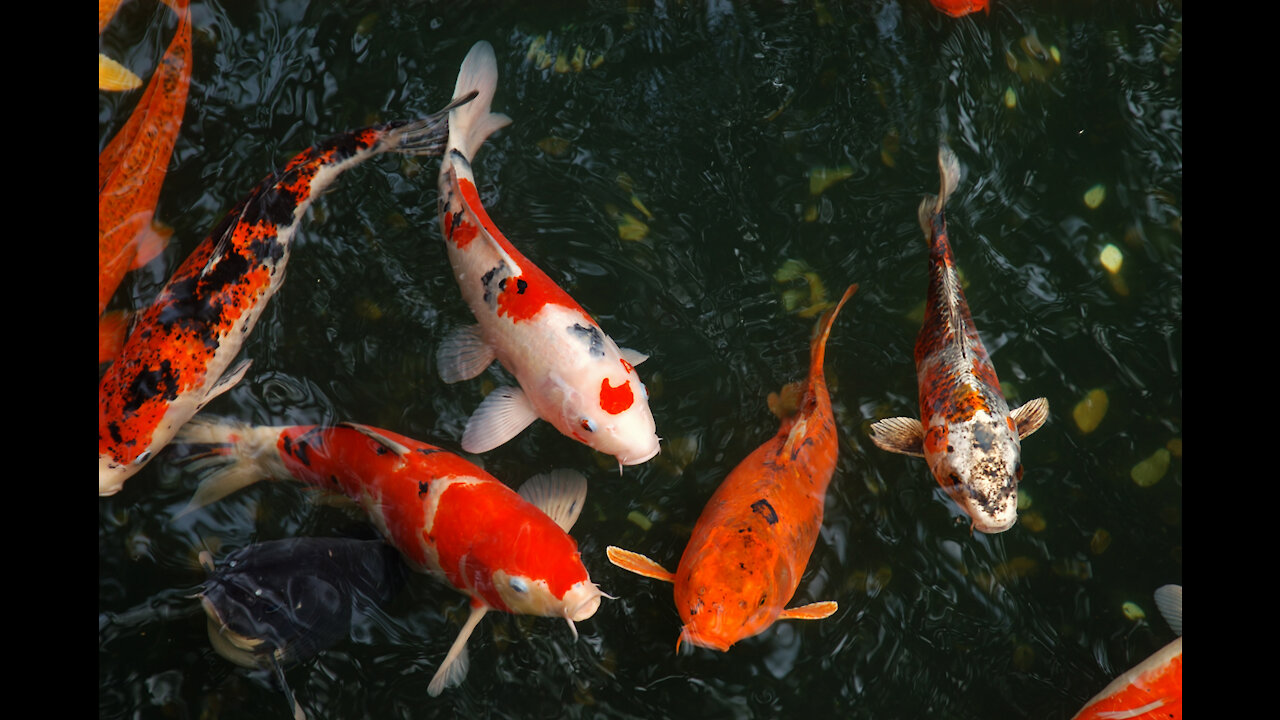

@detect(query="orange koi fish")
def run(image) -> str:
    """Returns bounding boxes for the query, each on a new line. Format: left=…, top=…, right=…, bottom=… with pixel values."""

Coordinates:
left=434, top=41, right=660, bottom=467
left=929, top=0, right=990, bottom=18
left=869, top=146, right=1047, bottom=533
left=607, top=284, right=857, bottom=651
left=1073, top=585, right=1182, bottom=720
left=99, top=102, right=468, bottom=496
left=98, top=0, right=192, bottom=362
left=178, top=420, right=607, bottom=696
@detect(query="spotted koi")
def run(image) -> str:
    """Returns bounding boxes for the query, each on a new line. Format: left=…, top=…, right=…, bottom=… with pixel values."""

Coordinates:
left=98, top=101, right=470, bottom=496
left=99, top=0, right=191, bottom=362
left=177, top=420, right=606, bottom=696
left=607, top=284, right=857, bottom=651
left=868, top=146, right=1048, bottom=533
left=433, top=41, right=660, bottom=467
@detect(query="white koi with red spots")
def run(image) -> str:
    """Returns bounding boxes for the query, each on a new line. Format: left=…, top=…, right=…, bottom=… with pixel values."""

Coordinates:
left=434, top=41, right=660, bottom=467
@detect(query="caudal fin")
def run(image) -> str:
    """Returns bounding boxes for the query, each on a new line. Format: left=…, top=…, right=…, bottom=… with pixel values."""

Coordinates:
left=809, top=284, right=858, bottom=379
left=449, top=41, right=513, bottom=161
left=175, top=420, right=289, bottom=517
left=918, top=144, right=961, bottom=238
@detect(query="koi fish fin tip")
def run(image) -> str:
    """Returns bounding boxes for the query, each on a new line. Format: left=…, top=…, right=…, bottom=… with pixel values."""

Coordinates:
left=620, top=347, right=650, bottom=366
left=780, top=600, right=838, bottom=621
left=518, top=469, right=589, bottom=532
left=868, top=417, right=926, bottom=457
left=605, top=546, right=675, bottom=583
left=937, top=144, right=961, bottom=208
left=452, top=41, right=513, bottom=160
left=200, top=360, right=252, bottom=409
left=1153, top=584, right=1182, bottom=637
left=428, top=605, right=487, bottom=696
left=436, top=324, right=497, bottom=383
left=1011, top=397, right=1049, bottom=439
left=460, top=385, right=538, bottom=453
left=339, top=422, right=411, bottom=456
left=99, top=53, right=142, bottom=91
left=174, top=420, right=284, bottom=517
left=130, top=221, right=172, bottom=270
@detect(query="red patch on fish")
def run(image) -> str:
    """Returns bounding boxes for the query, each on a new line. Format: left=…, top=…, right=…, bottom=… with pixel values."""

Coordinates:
left=600, top=378, right=634, bottom=414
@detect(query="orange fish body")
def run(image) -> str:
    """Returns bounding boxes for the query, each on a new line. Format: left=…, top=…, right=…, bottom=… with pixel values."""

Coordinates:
left=98, top=0, right=192, bottom=363
left=99, top=106, right=462, bottom=496
left=608, top=284, right=856, bottom=651
left=1074, top=585, right=1182, bottom=720
left=869, top=147, right=1048, bottom=532
left=178, top=421, right=605, bottom=696
left=929, top=0, right=990, bottom=18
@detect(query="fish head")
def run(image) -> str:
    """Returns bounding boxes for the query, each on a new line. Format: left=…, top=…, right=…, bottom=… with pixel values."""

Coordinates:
left=550, top=354, right=660, bottom=467
left=492, top=570, right=605, bottom=632
left=671, top=543, right=788, bottom=652
left=925, top=412, right=1023, bottom=533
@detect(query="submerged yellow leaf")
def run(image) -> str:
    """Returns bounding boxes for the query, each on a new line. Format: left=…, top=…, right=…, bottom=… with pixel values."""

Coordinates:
left=809, top=165, right=854, bottom=196
left=1072, top=389, right=1108, bottom=433
left=617, top=212, right=649, bottom=241
left=1121, top=601, right=1145, bottom=621
left=626, top=510, right=653, bottom=531
left=1130, top=448, right=1171, bottom=487
left=1084, top=184, right=1106, bottom=209
left=1100, top=244, right=1123, bottom=273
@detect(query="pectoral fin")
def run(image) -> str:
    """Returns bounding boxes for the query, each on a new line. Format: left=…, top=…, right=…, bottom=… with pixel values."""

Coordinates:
left=779, top=601, right=838, bottom=621
left=1011, top=397, right=1049, bottom=439
left=199, top=360, right=252, bottom=410
left=428, top=604, right=488, bottom=697
left=460, top=385, right=539, bottom=454
left=620, top=348, right=649, bottom=366
left=436, top=324, right=497, bottom=383
left=340, top=423, right=411, bottom=457
left=606, top=546, right=675, bottom=583
left=868, top=416, right=926, bottom=457
left=518, top=469, right=588, bottom=532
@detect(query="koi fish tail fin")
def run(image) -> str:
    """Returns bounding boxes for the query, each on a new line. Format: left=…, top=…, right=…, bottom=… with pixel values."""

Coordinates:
left=808, top=283, right=858, bottom=378
left=1153, top=584, right=1182, bottom=637
left=379, top=91, right=478, bottom=159
left=918, top=144, right=962, bottom=238
left=449, top=41, right=513, bottom=161
left=174, top=420, right=288, bottom=518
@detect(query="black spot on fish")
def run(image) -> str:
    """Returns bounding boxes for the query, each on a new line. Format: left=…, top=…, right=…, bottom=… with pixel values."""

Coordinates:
left=790, top=437, right=815, bottom=461
left=329, top=475, right=339, bottom=485
left=568, top=324, right=606, bottom=358
left=751, top=499, right=778, bottom=525
left=374, top=444, right=390, bottom=455
left=419, top=480, right=430, bottom=496
left=123, top=360, right=180, bottom=414
left=416, top=448, right=441, bottom=457
left=292, top=440, right=312, bottom=468
left=449, top=208, right=462, bottom=237
left=481, top=263, right=508, bottom=307
left=107, top=422, right=124, bottom=445
left=516, top=278, right=527, bottom=294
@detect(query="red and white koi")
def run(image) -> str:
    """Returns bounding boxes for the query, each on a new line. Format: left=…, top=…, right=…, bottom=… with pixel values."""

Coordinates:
left=1073, top=585, right=1182, bottom=720
left=869, top=146, right=1048, bottom=533
left=607, top=285, right=857, bottom=651
left=434, top=41, right=660, bottom=467
left=99, top=101, right=468, bottom=496
left=177, top=420, right=606, bottom=696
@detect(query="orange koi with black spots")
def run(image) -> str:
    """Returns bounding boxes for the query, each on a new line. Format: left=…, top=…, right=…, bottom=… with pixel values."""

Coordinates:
left=869, top=146, right=1048, bottom=533
left=607, top=284, right=857, bottom=652
left=98, top=102, right=468, bottom=496
left=98, top=0, right=192, bottom=363
left=433, top=41, right=660, bottom=468
left=177, top=420, right=606, bottom=696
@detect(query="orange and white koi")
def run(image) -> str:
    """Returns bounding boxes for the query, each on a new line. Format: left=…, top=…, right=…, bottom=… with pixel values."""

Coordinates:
left=869, top=146, right=1048, bottom=533
left=177, top=420, right=606, bottom=696
left=607, top=284, right=857, bottom=651
left=99, top=102, right=468, bottom=496
left=434, top=41, right=660, bottom=467
left=99, top=0, right=191, bottom=362
left=1073, top=585, right=1182, bottom=720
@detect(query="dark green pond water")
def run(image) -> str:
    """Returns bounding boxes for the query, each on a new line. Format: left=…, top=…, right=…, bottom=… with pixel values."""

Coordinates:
left=99, top=1, right=1182, bottom=718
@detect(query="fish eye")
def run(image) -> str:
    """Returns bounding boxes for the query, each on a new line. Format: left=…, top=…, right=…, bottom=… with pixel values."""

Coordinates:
left=510, top=577, right=529, bottom=593
left=579, top=418, right=596, bottom=433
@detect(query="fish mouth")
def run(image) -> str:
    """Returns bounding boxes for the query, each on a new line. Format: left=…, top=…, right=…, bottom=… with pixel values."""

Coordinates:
left=618, top=438, right=661, bottom=466
left=677, top=625, right=733, bottom=653
left=564, top=582, right=606, bottom=622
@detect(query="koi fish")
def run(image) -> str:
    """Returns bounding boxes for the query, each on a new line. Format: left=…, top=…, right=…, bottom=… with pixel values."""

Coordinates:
left=434, top=41, right=660, bottom=467
left=868, top=146, right=1048, bottom=533
left=199, top=537, right=409, bottom=720
left=177, top=420, right=607, bottom=696
left=98, top=0, right=191, bottom=362
left=1073, top=585, right=1182, bottom=720
left=99, top=101, right=468, bottom=496
left=607, top=284, right=857, bottom=651
left=928, top=0, right=990, bottom=18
